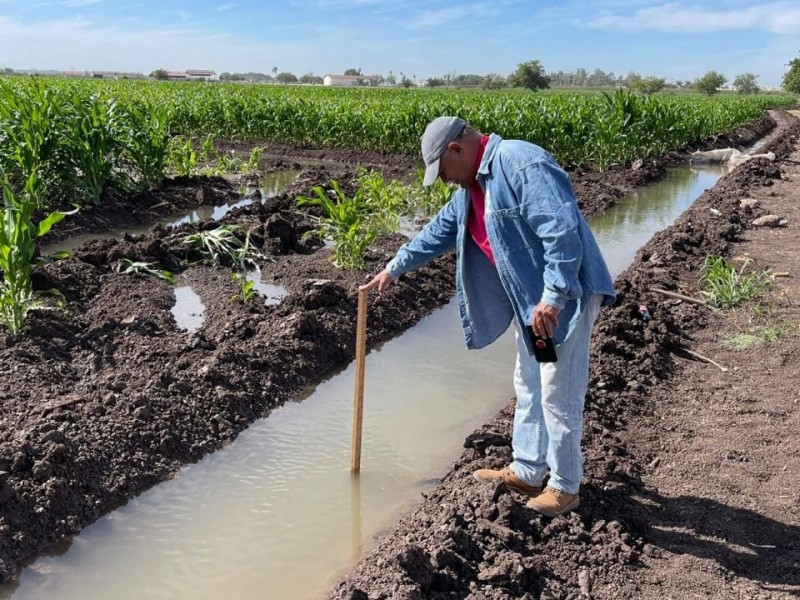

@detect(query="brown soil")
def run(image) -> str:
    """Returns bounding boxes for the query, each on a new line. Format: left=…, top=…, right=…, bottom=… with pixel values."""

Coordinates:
left=0, top=110, right=793, bottom=597
left=327, top=111, right=800, bottom=599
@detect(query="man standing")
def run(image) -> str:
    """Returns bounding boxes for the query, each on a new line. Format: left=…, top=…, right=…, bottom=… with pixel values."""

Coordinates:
left=360, top=116, right=615, bottom=517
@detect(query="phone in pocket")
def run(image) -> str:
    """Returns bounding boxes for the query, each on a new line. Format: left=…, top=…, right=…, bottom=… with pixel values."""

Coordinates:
left=526, top=326, right=558, bottom=363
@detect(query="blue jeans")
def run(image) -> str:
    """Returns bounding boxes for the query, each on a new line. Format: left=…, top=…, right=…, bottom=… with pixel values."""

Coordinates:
left=510, top=294, right=603, bottom=494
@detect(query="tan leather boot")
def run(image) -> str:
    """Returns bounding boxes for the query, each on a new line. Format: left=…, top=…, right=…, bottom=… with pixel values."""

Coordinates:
left=473, top=467, right=542, bottom=496
left=527, top=486, right=580, bottom=517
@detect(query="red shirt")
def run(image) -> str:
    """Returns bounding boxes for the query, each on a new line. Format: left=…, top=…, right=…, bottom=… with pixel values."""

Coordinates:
left=467, top=135, right=494, bottom=265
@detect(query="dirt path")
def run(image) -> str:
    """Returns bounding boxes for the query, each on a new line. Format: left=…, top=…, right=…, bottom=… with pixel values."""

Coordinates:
left=327, top=111, right=800, bottom=599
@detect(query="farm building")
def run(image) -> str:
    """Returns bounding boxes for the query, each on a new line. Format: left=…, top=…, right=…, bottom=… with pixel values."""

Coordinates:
left=323, top=74, right=380, bottom=86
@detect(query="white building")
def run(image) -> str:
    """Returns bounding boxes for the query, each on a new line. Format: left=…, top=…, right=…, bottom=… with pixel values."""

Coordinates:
left=323, top=74, right=380, bottom=87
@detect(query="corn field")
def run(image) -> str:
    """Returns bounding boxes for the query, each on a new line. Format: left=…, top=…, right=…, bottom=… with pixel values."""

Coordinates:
left=0, top=78, right=795, bottom=209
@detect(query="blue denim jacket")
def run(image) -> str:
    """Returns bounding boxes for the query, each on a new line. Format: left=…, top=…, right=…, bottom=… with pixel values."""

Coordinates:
left=387, top=134, right=616, bottom=352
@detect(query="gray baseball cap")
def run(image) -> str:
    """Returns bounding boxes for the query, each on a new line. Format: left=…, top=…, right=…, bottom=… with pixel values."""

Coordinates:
left=421, top=116, right=466, bottom=187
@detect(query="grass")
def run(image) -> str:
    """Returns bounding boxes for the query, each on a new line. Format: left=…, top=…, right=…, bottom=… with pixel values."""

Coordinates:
left=699, top=255, right=772, bottom=309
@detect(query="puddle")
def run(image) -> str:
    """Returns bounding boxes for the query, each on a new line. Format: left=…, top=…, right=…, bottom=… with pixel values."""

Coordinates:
left=42, top=170, right=301, bottom=256
left=4, top=164, right=733, bottom=600
left=246, top=268, right=288, bottom=306
left=170, top=286, right=205, bottom=331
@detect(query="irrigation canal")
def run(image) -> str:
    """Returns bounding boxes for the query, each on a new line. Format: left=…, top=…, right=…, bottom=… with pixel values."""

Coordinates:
left=2, top=164, right=728, bottom=599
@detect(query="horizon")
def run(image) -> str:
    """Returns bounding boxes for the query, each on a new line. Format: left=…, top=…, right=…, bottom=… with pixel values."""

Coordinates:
left=0, top=1, right=798, bottom=88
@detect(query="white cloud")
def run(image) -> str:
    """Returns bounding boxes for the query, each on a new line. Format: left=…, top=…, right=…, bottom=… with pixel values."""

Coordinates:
left=215, top=3, right=235, bottom=12
left=0, top=15, right=312, bottom=72
left=583, top=2, right=800, bottom=34
left=407, top=3, right=495, bottom=29
left=61, top=0, right=104, bottom=6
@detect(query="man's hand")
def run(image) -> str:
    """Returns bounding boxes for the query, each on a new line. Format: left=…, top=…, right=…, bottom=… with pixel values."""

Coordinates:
left=531, top=301, right=560, bottom=338
left=360, top=269, right=395, bottom=295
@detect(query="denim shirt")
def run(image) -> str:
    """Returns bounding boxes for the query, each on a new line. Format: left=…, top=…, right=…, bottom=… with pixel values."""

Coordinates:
left=387, top=134, right=616, bottom=352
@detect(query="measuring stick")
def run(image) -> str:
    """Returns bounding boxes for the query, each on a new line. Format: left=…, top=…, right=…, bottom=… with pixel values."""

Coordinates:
left=350, top=288, right=368, bottom=472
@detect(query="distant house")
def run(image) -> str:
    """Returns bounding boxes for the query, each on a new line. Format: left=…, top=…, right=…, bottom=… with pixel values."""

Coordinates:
left=185, top=69, right=218, bottom=81
left=90, top=70, right=145, bottom=79
left=63, top=71, right=88, bottom=78
left=324, top=74, right=380, bottom=87
left=166, top=71, right=189, bottom=81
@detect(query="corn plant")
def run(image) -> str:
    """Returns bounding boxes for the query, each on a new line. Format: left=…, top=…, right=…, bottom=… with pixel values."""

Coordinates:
left=700, top=255, right=772, bottom=309
left=297, top=180, right=377, bottom=269
left=167, top=137, right=198, bottom=177
left=117, top=259, right=175, bottom=284
left=357, top=168, right=405, bottom=234
left=0, top=171, right=75, bottom=336
left=200, top=135, right=217, bottom=162
left=64, top=93, right=126, bottom=204
left=121, top=104, right=171, bottom=189
left=183, top=225, right=265, bottom=270
left=231, top=272, right=256, bottom=303
left=241, top=146, right=265, bottom=175
left=216, top=149, right=243, bottom=173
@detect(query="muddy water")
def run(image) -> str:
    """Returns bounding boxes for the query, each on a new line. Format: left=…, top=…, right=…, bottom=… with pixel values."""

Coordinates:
left=2, top=165, right=727, bottom=600
left=42, top=170, right=300, bottom=256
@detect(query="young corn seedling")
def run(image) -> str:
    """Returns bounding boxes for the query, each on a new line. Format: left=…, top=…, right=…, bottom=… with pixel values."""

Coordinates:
left=357, top=168, right=405, bottom=234
left=167, top=137, right=198, bottom=177
left=117, top=259, right=175, bottom=284
left=231, top=272, right=256, bottom=303
left=200, top=135, right=217, bottom=163
left=241, top=146, right=265, bottom=175
left=0, top=171, right=76, bottom=336
left=297, top=179, right=377, bottom=269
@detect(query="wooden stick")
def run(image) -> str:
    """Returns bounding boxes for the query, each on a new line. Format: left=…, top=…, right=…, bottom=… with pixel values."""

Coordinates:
left=350, top=288, right=368, bottom=473
left=682, top=348, right=729, bottom=372
left=652, top=287, right=708, bottom=306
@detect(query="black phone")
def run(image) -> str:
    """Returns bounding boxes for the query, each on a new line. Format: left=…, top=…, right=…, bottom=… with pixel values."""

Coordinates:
left=526, top=326, right=558, bottom=363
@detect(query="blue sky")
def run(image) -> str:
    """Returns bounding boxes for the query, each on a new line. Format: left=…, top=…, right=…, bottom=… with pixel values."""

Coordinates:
left=0, top=0, right=798, bottom=87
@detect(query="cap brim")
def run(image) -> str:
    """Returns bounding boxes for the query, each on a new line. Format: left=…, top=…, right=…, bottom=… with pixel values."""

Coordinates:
left=422, top=160, right=440, bottom=187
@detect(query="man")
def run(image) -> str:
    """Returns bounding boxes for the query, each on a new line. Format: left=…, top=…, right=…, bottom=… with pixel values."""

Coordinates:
left=360, top=116, right=615, bottom=517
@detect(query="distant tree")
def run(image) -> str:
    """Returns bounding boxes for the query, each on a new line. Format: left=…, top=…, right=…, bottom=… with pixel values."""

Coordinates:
left=508, top=60, right=550, bottom=90
left=695, top=70, right=727, bottom=95
left=426, top=77, right=446, bottom=88
left=299, top=73, right=323, bottom=84
left=782, top=52, right=800, bottom=93
left=624, top=71, right=642, bottom=88
left=275, top=72, right=297, bottom=84
left=344, top=68, right=362, bottom=76
left=453, top=74, right=486, bottom=87
left=271, top=66, right=278, bottom=76
left=733, top=73, right=760, bottom=95
left=400, top=74, right=413, bottom=88
left=150, top=68, right=168, bottom=80
left=3, top=67, right=14, bottom=75
left=386, top=70, right=396, bottom=86
left=632, top=76, right=666, bottom=94
left=482, top=74, right=507, bottom=90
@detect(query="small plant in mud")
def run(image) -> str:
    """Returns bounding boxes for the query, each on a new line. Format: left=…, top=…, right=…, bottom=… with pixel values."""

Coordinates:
left=215, top=149, right=243, bottom=173
left=0, top=170, right=76, bottom=336
left=241, top=146, right=265, bottom=175
left=297, top=179, right=377, bottom=270
left=117, top=259, right=176, bottom=285
left=167, top=137, right=198, bottom=177
left=231, top=272, right=256, bottom=303
left=183, top=225, right=266, bottom=270
left=700, top=255, right=772, bottom=309
left=200, top=135, right=217, bottom=162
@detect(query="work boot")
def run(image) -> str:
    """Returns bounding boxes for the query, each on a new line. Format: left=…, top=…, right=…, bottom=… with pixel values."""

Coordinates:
left=473, top=467, right=542, bottom=496
left=526, top=486, right=580, bottom=517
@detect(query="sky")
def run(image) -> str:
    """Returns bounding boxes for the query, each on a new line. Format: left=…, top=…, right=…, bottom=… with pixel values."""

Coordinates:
left=0, top=0, right=798, bottom=88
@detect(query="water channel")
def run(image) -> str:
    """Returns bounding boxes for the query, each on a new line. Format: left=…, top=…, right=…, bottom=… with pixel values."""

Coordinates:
left=1, top=165, right=728, bottom=600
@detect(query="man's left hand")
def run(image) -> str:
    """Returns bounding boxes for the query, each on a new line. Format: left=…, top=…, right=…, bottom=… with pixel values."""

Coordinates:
left=531, top=302, right=560, bottom=338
